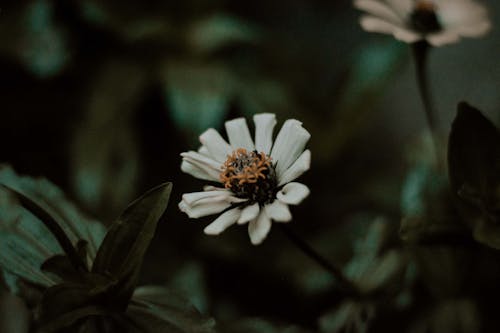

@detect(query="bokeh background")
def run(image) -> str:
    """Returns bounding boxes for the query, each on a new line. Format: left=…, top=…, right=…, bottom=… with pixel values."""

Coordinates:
left=1, top=0, right=500, bottom=332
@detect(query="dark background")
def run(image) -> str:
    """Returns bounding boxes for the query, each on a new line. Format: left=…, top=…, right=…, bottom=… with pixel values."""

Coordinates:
left=1, top=0, right=499, bottom=331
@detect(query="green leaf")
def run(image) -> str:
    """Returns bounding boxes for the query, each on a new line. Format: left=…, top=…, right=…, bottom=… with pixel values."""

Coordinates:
left=126, top=286, right=216, bottom=333
left=399, top=163, right=466, bottom=243
left=2, top=185, right=87, bottom=272
left=41, top=255, right=86, bottom=284
left=319, top=301, right=374, bottom=333
left=0, top=166, right=106, bottom=289
left=38, top=305, right=110, bottom=333
left=0, top=291, right=31, bottom=333
left=220, top=318, right=310, bottom=333
left=344, top=218, right=406, bottom=294
left=448, top=102, right=500, bottom=249
left=36, top=283, right=110, bottom=330
left=92, top=183, right=172, bottom=306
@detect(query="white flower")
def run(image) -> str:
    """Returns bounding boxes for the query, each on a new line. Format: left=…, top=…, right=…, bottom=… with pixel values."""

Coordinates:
left=354, top=0, right=491, bottom=46
left=179, top=114, right=311, bottom=245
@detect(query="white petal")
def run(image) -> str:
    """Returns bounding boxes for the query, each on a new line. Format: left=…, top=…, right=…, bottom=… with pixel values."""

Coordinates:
left=225, top=118, right=254, bottom=151
left=454, top=21, right=491, bottom=37
left=385, top=0, right=413, bottom=18
left=199, top=128, right=232, bottom=163
left=277, top=182, right=310, bottom=205
left=270, top=119, right=311, bottom=178
left=427, top=31, right=460, bottom=46
left=360, top=16, right=421, bottom=43
left=278, top=149, right=311, bottom=186
left=181, top=151, right=222, bottom=180
left=181, top=189, right=231, bottom=206
left=198, top=145, right=210, bottom=156
left=181, top=160, right=219, bottom=182
left=354, top=0, right=404, bottom=25
left=253, top=113, right=277, bottom=154
left=179, top=200, right=231, bottom=219
left=359, top=15, right=402, bottom=33
left=204, top=208, right=241, bottom=235
left=437, top=0, right=491, bottom=37
left=264, top=200, right=292, bottom=222
left=238, top=203, right=260, bottom=225
left=203, top=185, right=228, bottom=191
left=248, top=211, right=272, bottom=245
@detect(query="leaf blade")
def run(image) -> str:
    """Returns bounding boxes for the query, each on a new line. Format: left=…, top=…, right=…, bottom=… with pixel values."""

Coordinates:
left=92, top=183, right=172, bottom=305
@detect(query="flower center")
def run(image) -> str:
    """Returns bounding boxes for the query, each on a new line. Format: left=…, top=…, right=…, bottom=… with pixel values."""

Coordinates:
left=409, top=1, right=442, bottom=34
left=220, top=148, right=277, bottom=205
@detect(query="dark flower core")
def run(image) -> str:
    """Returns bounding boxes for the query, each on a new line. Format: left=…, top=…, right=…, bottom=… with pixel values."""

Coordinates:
left=220, top=148, right=277, bottom=205
left=410, top=1, right=442, bottom=34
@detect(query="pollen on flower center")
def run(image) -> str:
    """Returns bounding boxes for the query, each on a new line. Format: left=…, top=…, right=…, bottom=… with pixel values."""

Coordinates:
left=220, top=148, right=277, bottom=205
left=410, top=0, right=442, bottom=34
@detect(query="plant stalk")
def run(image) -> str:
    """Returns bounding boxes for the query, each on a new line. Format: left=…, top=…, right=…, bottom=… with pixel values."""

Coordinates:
left=412, top=40, right=441, bottom=164
left=279, top=224, right=359, bottom=297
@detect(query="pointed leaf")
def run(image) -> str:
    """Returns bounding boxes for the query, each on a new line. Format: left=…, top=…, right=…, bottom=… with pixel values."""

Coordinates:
left=448, top=102, right=500, bottom=248
left=448, top=102, right=500, bottom=208
left=92, top=183, right=172, bottom=305
left=0, top=165, right=105, bottom=292
left=37, top=283, right=102, bottom=327
left=127, top=286, right=215, bottom=333
left=41, top=255, right=86, bottom=284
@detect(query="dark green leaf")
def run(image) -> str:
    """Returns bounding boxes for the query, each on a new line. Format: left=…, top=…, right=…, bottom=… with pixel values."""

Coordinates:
left=37, top=283, right=107, bottom=329
left=220, top=318, right=310, bottom=333
left=2, top=185, right=87, bottom=272
left=92, top=183, right=172, bottom=305
left=0, top=166, right=106, bottom=289
left=0, top=291, right=31, bottom=333
left=400, top=163, right=466, bottom=244
left=344, top=219, right=405, bottom=294
left=319, top=301, right=374, bottom=333
left=41, top=255, right=86, bottom=284
left=38, top=305, right=110, bottom=333
left=448, top=102, right=500, bottom=248
left=126, top=286, right=216, bottom=333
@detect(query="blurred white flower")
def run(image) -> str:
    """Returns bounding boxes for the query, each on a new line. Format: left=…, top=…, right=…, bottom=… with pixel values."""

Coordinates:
left=354, top=0, right=491, bottom=46
left=179, top=114, right=311, bottom=245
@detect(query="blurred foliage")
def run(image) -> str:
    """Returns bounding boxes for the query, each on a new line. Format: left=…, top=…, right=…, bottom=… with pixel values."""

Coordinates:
left=1, top=0, right=500, bottom=332
left=0, top=167, right=215, bottom=332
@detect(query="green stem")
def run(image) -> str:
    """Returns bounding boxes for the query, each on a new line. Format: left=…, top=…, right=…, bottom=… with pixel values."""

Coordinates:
left=279, top=224, right=359, bottom=297
left=412, top=40, right=441, bottom=164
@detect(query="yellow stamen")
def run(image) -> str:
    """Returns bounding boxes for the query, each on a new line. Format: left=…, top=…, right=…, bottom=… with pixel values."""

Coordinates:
left=220, top=148, right=272, bottom=190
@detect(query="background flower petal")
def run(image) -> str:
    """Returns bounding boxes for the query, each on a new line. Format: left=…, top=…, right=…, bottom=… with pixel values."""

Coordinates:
left=354, top=0, right=404, bottom=25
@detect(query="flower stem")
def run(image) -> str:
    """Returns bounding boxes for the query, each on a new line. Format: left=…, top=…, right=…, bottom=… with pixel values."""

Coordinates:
left=412, top=40, right=441, bottom=164
left=279, top=224, right=359, bottom=296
